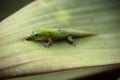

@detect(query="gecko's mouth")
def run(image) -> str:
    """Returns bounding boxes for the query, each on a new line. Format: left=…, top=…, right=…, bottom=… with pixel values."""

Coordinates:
left=25, top=36, right=31, bottom=40
left=34, top=37, right=43, bottom=40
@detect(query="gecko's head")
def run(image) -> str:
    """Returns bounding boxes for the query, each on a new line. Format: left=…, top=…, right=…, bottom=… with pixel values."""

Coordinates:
left=25, top=30, right=43, bottom=41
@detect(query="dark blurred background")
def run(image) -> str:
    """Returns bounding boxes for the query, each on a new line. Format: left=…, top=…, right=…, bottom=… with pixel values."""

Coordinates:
left=0, top=0, right=33, bottom=21
left=0, top=0, right=120, bottom=80
left=73, top=65, right=120, bottom=80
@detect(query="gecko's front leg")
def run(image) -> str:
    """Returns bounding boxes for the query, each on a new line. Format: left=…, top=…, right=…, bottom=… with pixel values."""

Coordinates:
left=44, top=37, right=52, bottom=48
left=67, top=35, right=77, bottom=46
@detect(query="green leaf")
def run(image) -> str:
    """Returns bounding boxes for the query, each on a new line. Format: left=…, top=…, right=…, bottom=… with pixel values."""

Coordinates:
left=0, top=0, right=120, bottom=79
left=8, top=65, right=120, bottom=80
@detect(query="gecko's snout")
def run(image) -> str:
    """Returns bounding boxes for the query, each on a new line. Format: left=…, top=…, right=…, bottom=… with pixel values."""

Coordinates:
left=25, top=36, right=31, bottom=40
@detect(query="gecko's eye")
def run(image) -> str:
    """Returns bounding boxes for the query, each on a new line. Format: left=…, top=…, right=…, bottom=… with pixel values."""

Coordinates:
left=35, top=34, right=38, bottom=36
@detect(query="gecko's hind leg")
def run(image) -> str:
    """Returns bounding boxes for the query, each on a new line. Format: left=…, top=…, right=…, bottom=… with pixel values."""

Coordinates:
left=67, top=35, right=78, bottom=46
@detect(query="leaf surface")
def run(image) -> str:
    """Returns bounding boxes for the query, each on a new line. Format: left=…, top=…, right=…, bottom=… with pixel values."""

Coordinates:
left=0, top=0, right=120, bottom=79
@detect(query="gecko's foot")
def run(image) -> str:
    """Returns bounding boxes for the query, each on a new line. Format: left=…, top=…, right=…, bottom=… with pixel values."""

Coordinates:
left=71, top=41, right=78, bottom=47
left=44, top=43, right=51, bottom=48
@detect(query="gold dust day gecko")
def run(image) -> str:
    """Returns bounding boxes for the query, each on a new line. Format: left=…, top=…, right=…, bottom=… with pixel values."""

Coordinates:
left=25, top=26, right=97, bottom=48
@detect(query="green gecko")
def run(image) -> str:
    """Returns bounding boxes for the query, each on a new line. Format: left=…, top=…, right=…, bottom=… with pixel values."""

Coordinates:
left=25, top=26, right=97, bottom=48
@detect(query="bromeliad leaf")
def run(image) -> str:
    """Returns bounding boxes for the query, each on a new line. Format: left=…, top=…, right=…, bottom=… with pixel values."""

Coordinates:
left=0, top=0, right=120, bottom=79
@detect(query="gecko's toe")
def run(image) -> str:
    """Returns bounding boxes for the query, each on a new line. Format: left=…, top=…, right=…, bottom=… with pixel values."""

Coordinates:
left=44, top=43, right=51, bottom=48
left=72, top=41, right=78, bottom=47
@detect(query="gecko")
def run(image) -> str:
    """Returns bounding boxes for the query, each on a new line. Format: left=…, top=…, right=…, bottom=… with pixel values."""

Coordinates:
left=25, top=26, right=97, bottom=48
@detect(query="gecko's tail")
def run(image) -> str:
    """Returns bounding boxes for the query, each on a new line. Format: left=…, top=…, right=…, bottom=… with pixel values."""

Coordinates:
left=69, top=29, right=97, bottom=38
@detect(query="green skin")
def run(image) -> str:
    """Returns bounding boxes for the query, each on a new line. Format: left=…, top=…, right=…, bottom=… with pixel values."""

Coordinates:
left=25, top=27, right=96, bottom=48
